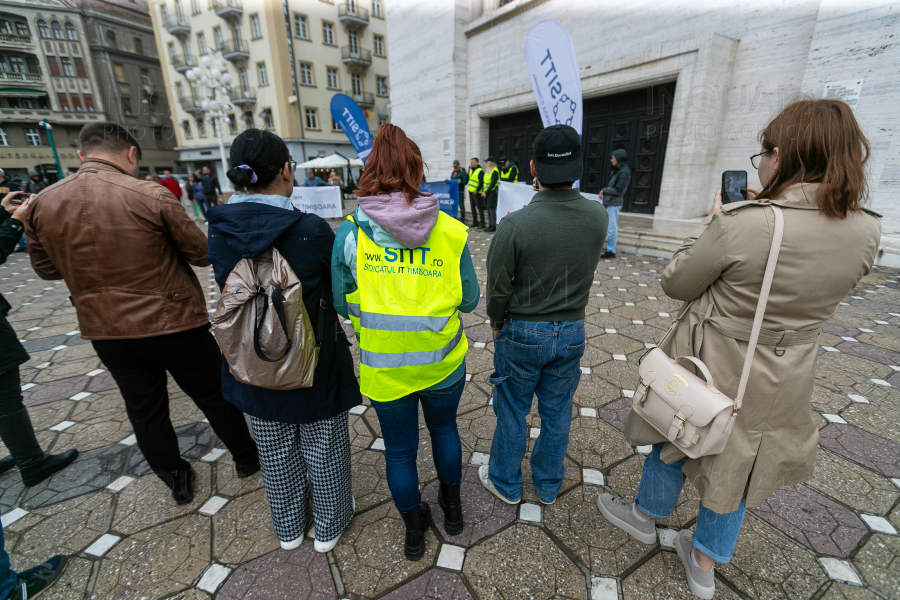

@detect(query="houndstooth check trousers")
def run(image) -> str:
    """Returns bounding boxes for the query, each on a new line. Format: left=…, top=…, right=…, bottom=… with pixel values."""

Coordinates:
left=250, top=411, right=354, bottom=543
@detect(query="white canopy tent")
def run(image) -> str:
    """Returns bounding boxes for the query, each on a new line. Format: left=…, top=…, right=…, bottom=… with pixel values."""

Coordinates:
left=296, top=154, right=364, bottom=169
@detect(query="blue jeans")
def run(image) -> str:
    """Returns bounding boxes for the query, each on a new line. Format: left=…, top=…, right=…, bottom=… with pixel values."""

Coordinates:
left=0, top=520, right=16, bottom=599
left=635, top=443, right=746, bottom=563
left=15, top=234, right=26, bottom=251
left=605, top=205, right=621, bottom=252
left=488, top=320, right=585, bottom=503
left=371, top=376, right=464, bottom=512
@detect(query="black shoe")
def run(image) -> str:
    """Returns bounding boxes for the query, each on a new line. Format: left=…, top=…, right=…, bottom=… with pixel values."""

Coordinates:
left=0, top=455, right=15, bottom=476
left=485, top=226, right=496, bottom=233
left=20, top=450, right=79, bottom=488
left=399, top=501, right=432, bottom=561
left=235, top=455, right=260, bottom=479
left=0, top=408, right=78, bottom=487
left=438, top=481, right=463, bottom=536
left=171, top=467, right=196, bottom=505
left=4, top=555, right=68, bottom=600
left=601, top=251, right=616, bottom=259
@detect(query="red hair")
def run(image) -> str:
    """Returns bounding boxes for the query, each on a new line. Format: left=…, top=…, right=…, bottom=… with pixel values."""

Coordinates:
left=354, top=124, right=431, bottom=204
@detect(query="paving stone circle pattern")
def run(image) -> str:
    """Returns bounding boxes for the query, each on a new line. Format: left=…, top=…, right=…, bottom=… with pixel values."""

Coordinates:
left=2, top=216, right=900, bottom=599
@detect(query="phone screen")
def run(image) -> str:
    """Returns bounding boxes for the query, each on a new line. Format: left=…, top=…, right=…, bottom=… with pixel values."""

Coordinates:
left=722, top=171, right=748, bottom=204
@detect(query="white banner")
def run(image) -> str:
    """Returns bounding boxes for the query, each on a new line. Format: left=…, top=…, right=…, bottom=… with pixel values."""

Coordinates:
left=497, top=182, right=600, bottom=221
left=290, top=186, right=343, bottom=219
left=524, top=19, right=583, bottom=133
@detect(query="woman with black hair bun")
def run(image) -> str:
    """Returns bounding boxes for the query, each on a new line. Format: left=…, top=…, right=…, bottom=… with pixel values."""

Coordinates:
left=207, top=129, right=362, bottom=553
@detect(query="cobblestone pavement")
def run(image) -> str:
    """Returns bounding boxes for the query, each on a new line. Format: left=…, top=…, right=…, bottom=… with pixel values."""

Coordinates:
left=1, top=222, right=900, bottom=600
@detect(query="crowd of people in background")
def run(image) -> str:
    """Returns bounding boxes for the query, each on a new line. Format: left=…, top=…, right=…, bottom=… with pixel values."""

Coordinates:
left=0, top=97, right=883, bottom=600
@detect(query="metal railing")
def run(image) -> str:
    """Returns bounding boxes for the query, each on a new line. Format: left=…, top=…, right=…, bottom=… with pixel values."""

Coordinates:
left=221, top=39, right=250, bottom=57
left=228, top=86, right=256, bottom=104
left=210, top=0, right=243, bottom=17
left=338, top=3, right=369, bottom=23
left=170, top=53, right=196, bottom=71
left=345, top=91, right=374, bottom=107
left=0, top=33, right=32, bottom=45
left=341, top=46, right=371, bottom=64
left=163, top=13, right=190, bottom=33
left=0, top=71, right=43, bottom=83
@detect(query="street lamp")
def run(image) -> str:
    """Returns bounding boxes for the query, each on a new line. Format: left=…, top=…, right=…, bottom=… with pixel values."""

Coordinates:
left=37, top=119, right=63, bottom=181
left=184, top=55, right=234, bottom=191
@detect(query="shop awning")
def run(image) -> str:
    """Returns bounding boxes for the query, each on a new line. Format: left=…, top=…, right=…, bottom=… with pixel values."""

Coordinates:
left=0, top=88, right=48, bottom=98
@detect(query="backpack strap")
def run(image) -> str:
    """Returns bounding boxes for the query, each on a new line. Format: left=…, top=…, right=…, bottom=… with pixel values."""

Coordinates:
left=253, top=285, right=293, bottom=363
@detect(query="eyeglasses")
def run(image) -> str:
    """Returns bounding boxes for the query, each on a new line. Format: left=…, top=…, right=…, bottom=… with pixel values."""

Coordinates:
left=750, top=150, right=772, bottom=170
left=289, top=160, right=297, bottom=172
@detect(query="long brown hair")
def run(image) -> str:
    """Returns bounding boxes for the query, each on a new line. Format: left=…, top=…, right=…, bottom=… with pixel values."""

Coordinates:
left=354, top=124, right=430, bottom=204
left=756, top=99, right=869, bottom=218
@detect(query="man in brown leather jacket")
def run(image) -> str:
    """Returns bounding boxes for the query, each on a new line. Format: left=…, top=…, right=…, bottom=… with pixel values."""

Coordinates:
left=24, top=122, right=259, bottom=504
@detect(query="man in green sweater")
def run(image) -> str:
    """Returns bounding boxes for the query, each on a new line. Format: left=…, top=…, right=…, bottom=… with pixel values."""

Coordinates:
left=480, top=124, right=608, bottom=505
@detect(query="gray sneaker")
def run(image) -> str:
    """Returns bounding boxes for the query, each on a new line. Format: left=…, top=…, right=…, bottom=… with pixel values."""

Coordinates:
left=674, top=529, right=715, bottom=600
left=596, top=493, right=657, bottom=544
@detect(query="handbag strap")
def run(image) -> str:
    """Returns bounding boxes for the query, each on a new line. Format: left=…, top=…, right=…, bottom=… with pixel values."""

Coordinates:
left=725, top=205, right=784, bottom=431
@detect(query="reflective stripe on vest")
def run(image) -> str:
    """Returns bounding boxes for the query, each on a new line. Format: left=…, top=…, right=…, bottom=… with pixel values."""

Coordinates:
left=484, top=166, right=499, bottom=193
left=467, top=167, right=483, bottom=193
left=346, top=212, right=469, bottom=401
left=501, top=166, right=518, bottom=183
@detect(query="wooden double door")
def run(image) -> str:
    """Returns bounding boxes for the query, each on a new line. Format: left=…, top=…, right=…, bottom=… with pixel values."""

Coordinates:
left=489, top=82, right=675, bottom=214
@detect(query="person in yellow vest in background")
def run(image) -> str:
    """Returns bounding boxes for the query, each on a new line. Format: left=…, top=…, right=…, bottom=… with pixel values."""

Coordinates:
left=467, top=158, right=485, bottom=229
left=500, top=156, right=519, bottom=183
left=332, top=124, right=481, bottom=561
left=482, top=157, right=501, bottom=232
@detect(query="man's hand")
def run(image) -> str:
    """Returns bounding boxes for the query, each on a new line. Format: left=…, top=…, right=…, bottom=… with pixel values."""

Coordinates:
left=1, top=191, right=26, bottom=214
left=598, top=190, right=604, bottom=200
left=10, top=197, right=32, bottom=222
left=492, top=328, right=500, bottom=339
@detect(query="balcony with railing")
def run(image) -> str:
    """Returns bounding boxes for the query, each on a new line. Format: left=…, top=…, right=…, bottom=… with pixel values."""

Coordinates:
left=210, top=0, right=243, bottom=19
left=0, top=32, right=33, bottom=49
left=0, top=71, right=44, bottom=86
left=171, top=53, right=196, bottom=74
left=179, top=98, right=203, bottom=114
left=341, top=46, right=371, bottom=68
left=345, top=91, right=374, bottom=108
left=338, top=3, right=369, bottom=28
left=222, top=39, right=250, bottom=62
left=228, top=86, right=256, bottom=106
left=163, top=13, right=191, bottom=36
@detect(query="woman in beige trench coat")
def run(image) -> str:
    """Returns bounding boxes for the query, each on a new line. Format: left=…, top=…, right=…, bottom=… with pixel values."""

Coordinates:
left=597, top=99, right=882, bottom=599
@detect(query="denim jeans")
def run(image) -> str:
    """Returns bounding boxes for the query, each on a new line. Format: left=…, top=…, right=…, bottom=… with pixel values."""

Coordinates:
left=605, top=205, right=621, bottom=252
left=0, top=520, right=16, bottom=599
left=371, top=376, right=464, bottom=512
left=635, top=443, right=746, bottom=563
left=488, top=320, right=585, bottom=503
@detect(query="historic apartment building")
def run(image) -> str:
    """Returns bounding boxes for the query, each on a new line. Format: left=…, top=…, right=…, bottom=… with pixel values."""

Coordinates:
left=387, top=0, right=899, bottom=248
left=0, top=0, right=178, bottom=182
left=149, top=0, right=390, bottom=184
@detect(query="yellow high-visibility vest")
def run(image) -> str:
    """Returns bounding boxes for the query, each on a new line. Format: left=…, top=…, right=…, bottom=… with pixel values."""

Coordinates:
left=501, top=165, right=519, bottom=183
left=483, top=166, right=500, bottom=193
left=467, top=167, right=483, bottom=193
left=346, top=212, right=469, bottom=401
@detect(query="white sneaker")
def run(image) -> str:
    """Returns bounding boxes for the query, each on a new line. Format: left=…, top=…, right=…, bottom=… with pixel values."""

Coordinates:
left=478, top=465, right=520, bottom=505
left=313, top=496, right=355, bottom=553
left=280, top=536, right=303, bottom=550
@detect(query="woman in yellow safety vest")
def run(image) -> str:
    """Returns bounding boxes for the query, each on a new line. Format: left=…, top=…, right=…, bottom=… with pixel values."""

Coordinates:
left=332, top=124, right=481, bottom=560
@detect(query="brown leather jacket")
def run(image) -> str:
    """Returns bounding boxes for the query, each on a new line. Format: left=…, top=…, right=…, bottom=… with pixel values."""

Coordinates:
left=25, top=158, right=211, bottom=340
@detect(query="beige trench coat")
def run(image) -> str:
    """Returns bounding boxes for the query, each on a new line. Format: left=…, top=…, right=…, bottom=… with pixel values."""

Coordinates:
left=623, top=183, right=881, bottom=513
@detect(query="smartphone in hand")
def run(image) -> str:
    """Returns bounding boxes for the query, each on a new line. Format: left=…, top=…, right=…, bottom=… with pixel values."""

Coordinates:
left=721, top=171, right=748, bottom=204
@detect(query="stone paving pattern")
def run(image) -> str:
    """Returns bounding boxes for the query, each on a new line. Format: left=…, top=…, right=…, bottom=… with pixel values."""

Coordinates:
left=1, top=223, right=900, bottom=599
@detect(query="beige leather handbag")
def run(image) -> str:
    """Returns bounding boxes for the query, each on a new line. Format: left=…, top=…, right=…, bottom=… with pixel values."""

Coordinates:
left=631, top=205, right=784, bottom=458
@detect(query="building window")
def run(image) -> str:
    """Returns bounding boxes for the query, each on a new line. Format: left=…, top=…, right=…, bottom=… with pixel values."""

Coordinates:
left=181, top=120, right=192, bottom=139
left=305, top=107, right=318, bottom=129
left=58, top=92, right=70, bottom=110
left=250, top=14, right=261, bottom=39
left=322, top=21, right=334, bottom=45
left=106, top=30, right=117, bottom=48
left=46, top=56, right=60, bottom=77
left=197, top=117, right=207, bottom=137
left=38, top=20, right=51, bottom=38
left=25, top=128, right=42, bottom=146
left=197, top=32, right=207, bottom=55
left=175, top=82, right=185, bottom=101
left=84, top=94, right=94, bottom=110
left=175, top=0, right=185, bottom=19
left=191, top=0, right=200, bottom=13
left=134, top=38, right=144, bottom=55
left=9, top=57, right=26, bottom=73
left=213, top=27, right=224, bottom=49
left=242, top=111, right=253, bottom=129
left=141, top=69, right=151, bottom=87
left=231, top=21, right=241, bottom=44
left=372, top=0, right=382, bottom=18
left=351, top=72, right=362, bottom=95
left=331, top=118, right=340, bottom=131
left=294, top=14, right=308, bottom=39
left=160, top=5, right=169, bottom=23
left=61, top=57, right=75, bottom=77
left=227, top=114, right=237, bottom=134
left=374, top=34, right=384, bottom=57
left=262, top=108, right=273, bottom=129
left=65, top=23, right=78, bottom=40
left=348, top=30, right=359, bottom=54
left=122, top=97, right=133, bottom=115
left=74, top=57, right=86, bottom=77
left=376, top=76, right=387, bottom=96
left=256, top=61, right=268, bottom=86
left=71, top=94, right=82, bottom=111
left=52, top=21, right=64, bottom=39
left=300, top=62, right=314, bottom=86
left=0, top=20, right=10, bottom=34
left=168, top=42, right=177, bottom=62
left=0, top=129, right=7, bottom=146
left=16, top=22, right=28, bottom=36
left=326, top=66, right=339, bottom=90
left=113, top=63, right=126, bottom=83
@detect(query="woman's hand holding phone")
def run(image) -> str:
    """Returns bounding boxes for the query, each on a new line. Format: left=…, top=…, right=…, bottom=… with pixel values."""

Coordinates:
left=10, top=196, right=32, bottom=222
left=710, top=187, right=763, bottom=216
left=1, top=191, right=26, bottom=214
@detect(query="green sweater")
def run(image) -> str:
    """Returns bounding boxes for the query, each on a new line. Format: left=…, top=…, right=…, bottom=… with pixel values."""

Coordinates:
left=486, top=188, right=608, bottom=326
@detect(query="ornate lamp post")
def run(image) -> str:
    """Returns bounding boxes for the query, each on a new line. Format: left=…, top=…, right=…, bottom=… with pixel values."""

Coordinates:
left=185, top=55, right=234, bottom=191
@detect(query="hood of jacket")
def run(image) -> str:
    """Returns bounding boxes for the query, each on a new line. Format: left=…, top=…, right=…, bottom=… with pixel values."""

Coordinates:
left=612, top=149, right=629, bottom=170
left=207, top=199, right=305, bottom=258
left=356, top=192, right=439, bottom=249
